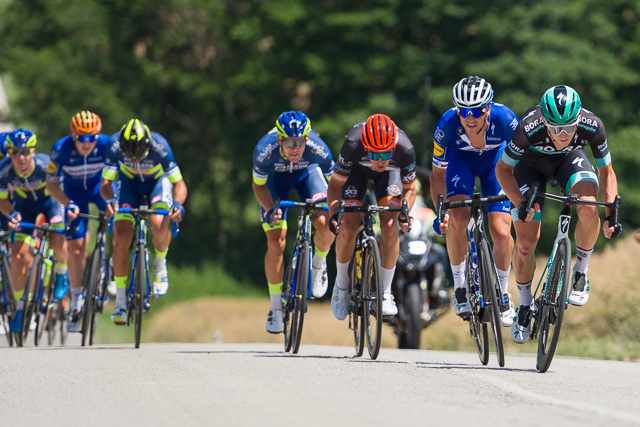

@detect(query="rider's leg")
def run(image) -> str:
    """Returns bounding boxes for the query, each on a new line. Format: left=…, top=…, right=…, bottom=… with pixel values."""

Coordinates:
left=264, top=226, right=287, bottom=311
left=512, top=218, right=541, bottom=307
left=67, top=236, right=87, bottom=309
left=50, top=232, right=70, bottom=300
left=333, top=211, right=360, bottom=290
left=571, top=180, right=600, bottom=274
left=10, top=238, right=33, bottom=310
left=445, top=196, right=472, bottom=290
left=112, top=219, right=134, bottom=304
left=488, top=210, right=514, bottom=294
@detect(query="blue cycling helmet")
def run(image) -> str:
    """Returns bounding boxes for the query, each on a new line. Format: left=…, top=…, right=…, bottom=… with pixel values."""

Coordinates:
left=6, top=128, right=37, bottom=148
left=275, top=111, right=311, bottom=138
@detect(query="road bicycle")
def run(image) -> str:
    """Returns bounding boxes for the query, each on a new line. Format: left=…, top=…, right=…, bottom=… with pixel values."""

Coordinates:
left=75, top=212, right=111, bottom=346
left=334, top=199, right=409, bottom=360
left=437, top=193, right=508, bottom=367
left=0, top=229, right=17, bottom=345
left=16, top=221, right=67, bottom=347
left=523, top=183, right=621, bottom=373
left=277, top=199, right=328, bottom=354
left=117, top=206, right=178, bottom=348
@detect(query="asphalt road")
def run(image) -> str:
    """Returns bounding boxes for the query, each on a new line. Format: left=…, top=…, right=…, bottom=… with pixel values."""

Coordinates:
left=1, top=338, right=639, bottom=427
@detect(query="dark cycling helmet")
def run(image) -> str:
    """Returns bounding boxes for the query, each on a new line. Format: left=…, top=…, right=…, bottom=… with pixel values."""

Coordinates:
left=452, top=76, right=494, bottom=108
left=6, top=128, right=37, bottom=148
left=119, top=119, right=151, bottom=159
left=540, top=85, right=581, bottom=125
left=275, top=111, right=311, bottom=138
left=71, top=111, right=102, bottom=135
left=361, top=114, right=398, bottom=152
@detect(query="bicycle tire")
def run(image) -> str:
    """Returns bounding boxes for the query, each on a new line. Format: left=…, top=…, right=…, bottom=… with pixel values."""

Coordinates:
left=89, top=254, right=108, bottom=346
left=400, top=283, right=423, bottom=349
left=363, top=241, right=383, bottom=360
left=35, top=276, right=54, bottom=346
left=282, top=244, right=297, bottom=352
left=1, top=257, right=16, bottom=346
left=134, top=243, right=146, bottom=348
left=537, top=238, right=570, bottom=373
left=479, top=239, right=505, bottom=367
left=81, top=250, right=100, bottom=346
left=350, top=249, right=364, bottom=357
left=22, top=253, right=42, bottom=344
left=291, top=240, right=309, bottom=354
left=467, top=251, right=489, bottom=365
left=59, top=298, right=68, bottom=345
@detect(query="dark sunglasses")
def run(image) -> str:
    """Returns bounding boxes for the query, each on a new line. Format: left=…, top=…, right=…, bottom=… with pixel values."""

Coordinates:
left=457, top=106, right=488, bottom=119
left=74, top=134, right=98, bottom=143
left=281, top=136, right=307, bottom=148
left=9, top=147, right=35, bottom=157
left=367, top=150, right=394, bottom=161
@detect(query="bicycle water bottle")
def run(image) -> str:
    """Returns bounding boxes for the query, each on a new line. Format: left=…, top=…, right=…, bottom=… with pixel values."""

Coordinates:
left=43, top=258, right=53, bottom=289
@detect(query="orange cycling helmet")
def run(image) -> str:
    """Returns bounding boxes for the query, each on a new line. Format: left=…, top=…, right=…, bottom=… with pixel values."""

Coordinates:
left=361, top=114, right=398, bottom=152
left=70, top=111, right=102, bottom=135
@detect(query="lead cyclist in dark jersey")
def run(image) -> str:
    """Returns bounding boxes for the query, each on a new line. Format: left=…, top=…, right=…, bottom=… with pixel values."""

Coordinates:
left=328, top=114, right=417, bottom=319
left=496, top=85, right=621, bottom=344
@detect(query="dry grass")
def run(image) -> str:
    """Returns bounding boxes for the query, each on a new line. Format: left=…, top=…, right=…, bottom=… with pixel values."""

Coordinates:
left=102, top=234, right=640, bottom=360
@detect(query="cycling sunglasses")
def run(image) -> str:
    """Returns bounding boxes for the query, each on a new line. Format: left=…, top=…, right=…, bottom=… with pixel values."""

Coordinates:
left=367, top=150, right=394, bottom=161
left=544, top=117, right=580, bottom=136
left=9, top=147, right=35, bottom=157
left=281, top=136, right=307, bottom=148
left=457, top=106, right=488, bottom=119
left=73, top=134, right=98, bottom=143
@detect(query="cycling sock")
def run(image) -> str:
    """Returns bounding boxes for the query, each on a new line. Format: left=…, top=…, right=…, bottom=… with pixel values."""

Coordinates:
left=312, top=250, right=327, bottom=270
left=55, top=263, right=67, bottom=275
left=573, top=246, right=593, bottom=275
left=155, top=248, right=168, bottom=260
left=335, top=259, right=350, bottom=290
left=516, top=281, right=533, bottom=306
left=451, top=261, right=467, bottom=290
left=115, top=276, right=127, bottom=305
left=16, top=299, right=24, bottom=310
left=381, top=266, right=396, bottom=295
left=496, top=266, right=511, bottom=294
left=71, top=286, right=82, bottom=308
left=268, top=282, right=283, bottom=310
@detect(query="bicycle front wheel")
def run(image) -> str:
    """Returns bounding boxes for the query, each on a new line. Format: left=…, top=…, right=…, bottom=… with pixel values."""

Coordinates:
left=363, top=242, right=383, bottom=360
left=537, top=238, right=570, bottom=373
left=134, top=243, right=146, bottom=349
left=479, top=239, right=504, bottom=367
left=467, top=252, right=489, bottom=365
left=290, top=241, right=309, bottom=354
left=81, top=250, right=100, bottom=347
left=282, top=246, right=297, bottom=352
left=350, top=249, right=364, bottom=357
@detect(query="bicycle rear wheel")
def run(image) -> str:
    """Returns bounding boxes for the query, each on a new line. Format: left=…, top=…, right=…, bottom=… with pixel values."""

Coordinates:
left=363, top=242, right=383, bottom=360
left=350, top=250, right=364, bottom=357
left=479, top=239, right=504, bottom=367
left=134, top=243, right=146, bottom=348
left=537, top=238, right=570, bottom=373
left=81, top=250, right=100, bottom=346
left=290, top=241, right=309, bottom=354
left=467, top=252, right=489, bottom=365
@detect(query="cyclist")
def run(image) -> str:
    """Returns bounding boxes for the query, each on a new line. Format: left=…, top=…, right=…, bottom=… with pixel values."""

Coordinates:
left=328, top=113, right=416, bottom=319
left=252, top=111, right=335, bottom=334
left=495, top=85, right=621, bottom=344
left=101, top=119, right=187, bottom=325
left=0, top=129, right=69, bottom=332
left=430, top=76, right=518, bottom=326
left=46, top=111, right=112, bottom=332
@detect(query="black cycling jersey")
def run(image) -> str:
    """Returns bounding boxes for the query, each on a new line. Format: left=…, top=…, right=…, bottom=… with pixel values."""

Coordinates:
left=502, top=106, right=611, bottom=168
left=333, top=121, right=416, bottom=190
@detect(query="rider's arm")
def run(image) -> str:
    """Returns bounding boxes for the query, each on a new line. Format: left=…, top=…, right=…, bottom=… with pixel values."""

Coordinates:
left=171, top=178, right=188, bottom=205
left=402, top=184, right=417, bottom=212
left=327, top=177, right=343, bottom=215
left=0, top=197, right=12, bottom=217
left=252, top=181, right=275, bottom=212
left=429, top=166, right=447, bottom=208
left=495, top=159, right=526, bottom=206
left=46, top=180, right=72, bottom=207
left=100, top=177, right=116, bottom=201
left=598, top=163, right=618, bottom=218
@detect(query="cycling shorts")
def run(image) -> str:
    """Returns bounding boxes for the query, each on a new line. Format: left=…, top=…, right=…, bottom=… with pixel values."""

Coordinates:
left=13, top=196, right=65, bottom=241
left=115, top=172, right=172, bottom=223
left=444, top=148, right=510, bottom=214
left=65, top=182, right=116, bottom=240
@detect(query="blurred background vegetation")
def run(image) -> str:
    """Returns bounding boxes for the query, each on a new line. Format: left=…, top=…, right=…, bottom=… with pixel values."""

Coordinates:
left=1, top=0, right=639, bottom=291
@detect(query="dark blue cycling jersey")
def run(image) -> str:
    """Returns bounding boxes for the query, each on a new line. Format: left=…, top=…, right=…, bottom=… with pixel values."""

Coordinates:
left=0, top=153, right=51, bottom=201
left=102, top=131, right=182, bottom=184
left=47, top=134, right=110, bottom=190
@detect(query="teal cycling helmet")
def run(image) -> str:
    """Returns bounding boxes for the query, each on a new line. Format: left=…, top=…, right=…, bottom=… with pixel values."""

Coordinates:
left=540, top=85, right=581, bottom=125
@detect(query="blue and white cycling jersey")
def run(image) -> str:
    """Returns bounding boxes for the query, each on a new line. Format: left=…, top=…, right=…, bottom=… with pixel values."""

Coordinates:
left=47, top=133, right=110, bottom=191
left=431, top=103, right=519, bottom=213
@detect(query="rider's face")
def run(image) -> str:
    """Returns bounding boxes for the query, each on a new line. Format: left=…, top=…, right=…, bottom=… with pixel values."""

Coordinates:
left=278, top=135, right=306, bottom=163
left=458, top=105, right=490, bottom=134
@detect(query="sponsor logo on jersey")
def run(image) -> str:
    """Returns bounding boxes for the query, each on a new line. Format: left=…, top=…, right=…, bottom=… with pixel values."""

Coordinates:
left=578, top=116, right=598, bottom=133
left=597, top=140, right=608, bottom=153
left=344, top=186, right=358, bottom=199
left=508, top=142, right=525, bottom=155
left=50, top=215, right=64, bottom=224
left=151, top=195, right=162, bottom=205
left=434, top=127, right=445, bottom=144
left=46, top=161, right=58, bottom=174
left=510, top=118, right=519, bottom=130
left=387, top=185, right=401, bottom=197
left=311, top=192, right=327, bottom=202
left=524, top=118, right=545, bottom=135
left=433, top=141, right=445, bottom=157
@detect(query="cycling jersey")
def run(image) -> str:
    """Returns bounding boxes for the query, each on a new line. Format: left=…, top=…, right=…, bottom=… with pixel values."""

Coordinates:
left=102, top=131, right=183, bottom=184
left=501, top=106, right=610, bottom=167
left=252, top=129, right=334, bottom=185
left=333, top=121, right=416, bottom=190
left=432, top=104, right=518, bottom=214
left=47, top=134, right=110, bottom=190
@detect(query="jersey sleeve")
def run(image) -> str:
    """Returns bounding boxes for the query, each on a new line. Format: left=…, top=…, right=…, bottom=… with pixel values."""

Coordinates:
left=400, top=141, right=417, bottom=190
left=501, top=125, right=529, bottom=167
left=101, top=134, right=121, bottom=181
left=588, top=119, right=611, bottom=167
left=154, top=134, right=183, bottom=184
left=252, top=135, right=275, bottom=186
left=46, top=142, right=64, bottom=181
left=431, top=115, right=451, bottom=169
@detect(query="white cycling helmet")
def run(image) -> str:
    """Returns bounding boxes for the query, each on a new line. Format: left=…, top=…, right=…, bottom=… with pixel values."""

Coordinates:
left=452, top=76, right=494, bottom=108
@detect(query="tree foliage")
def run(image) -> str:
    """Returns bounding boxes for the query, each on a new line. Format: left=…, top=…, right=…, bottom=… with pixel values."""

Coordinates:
left=1, top=0, right=639, bottom=283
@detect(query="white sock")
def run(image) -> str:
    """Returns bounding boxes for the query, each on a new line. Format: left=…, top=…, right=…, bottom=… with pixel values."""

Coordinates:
left=381, top=266, right=396, bottom=295
left=516, top=281, right=533, bottom=306
left=116, top=287, right=126, bottom=305
left=496, top=267, right=511, bottom=294
left=270, top=293, right=282, bottom=311
left=335, top=259, right=350, bottom=291
left=55, top=264, right=67, bottom=275
left=312, top=253, right=326, bottom=269
left=154, top=257, right=166, bottom=268
left=71, top=286, right=82, bottom=310
left=451, top=261, right=467, bottom=290
left=573, top=246, right=593, bottom=275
